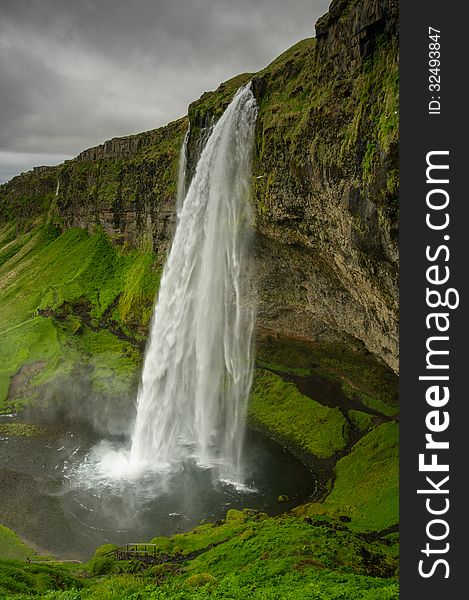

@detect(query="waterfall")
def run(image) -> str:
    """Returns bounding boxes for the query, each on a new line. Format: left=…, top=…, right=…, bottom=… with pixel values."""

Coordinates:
left=129, top=84, right=258, bottom=482
left=175, top=128, right=188, bottom=216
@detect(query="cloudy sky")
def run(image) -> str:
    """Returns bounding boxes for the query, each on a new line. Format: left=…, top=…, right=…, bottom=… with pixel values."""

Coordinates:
left=0, top=0, right=329, bottom=184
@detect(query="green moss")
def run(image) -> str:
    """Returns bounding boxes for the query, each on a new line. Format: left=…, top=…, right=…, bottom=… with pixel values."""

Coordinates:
left=348, top=410, right=374, bottom=434
left=0, top=526, right=36, bottom=561
left=116, top=253, right=162, bottom=333
left=88, top=513, right=397, bottom=598
left=94, top=544, right=117, bottom=558
left=256, top=337, right=399, bottom=416
left=0, top=318, right=62, bottom=408
left=0, top=423, right=44, bottom=437
left=0, top=223, right=160, bottom=408
left=184, top=572, right=216, bottom=588
left=0, top=5, right=400, bottom=597
left=299, top=423, right=399, bottom=532
left=256, top=359, right=311, bottom=377
left=188, top=73, right=254, bottom=124
left=0, top=559, right=82, bottom=597
left=362, top=141, right=378, bottom=182
left=0, top=530, right=83, bottom=596
left=248, top=370, right=349, bottom=458
left=65, top=316, right=83, bottom=335
left=0, top=513, right=400, bottom=598
left=386, top=169, right=399, bottom=196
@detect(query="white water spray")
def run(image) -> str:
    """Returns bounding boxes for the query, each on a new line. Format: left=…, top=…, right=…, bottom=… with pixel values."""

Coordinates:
left=129, top=85, right=258, bottom=481
left=175, top=128, right=188, bottom=216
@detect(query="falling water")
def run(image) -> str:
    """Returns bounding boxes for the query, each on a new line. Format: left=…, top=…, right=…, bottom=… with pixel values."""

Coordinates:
left=129, top=84, right=258, bottom=482
left=175, top=128, right=188, bottom=216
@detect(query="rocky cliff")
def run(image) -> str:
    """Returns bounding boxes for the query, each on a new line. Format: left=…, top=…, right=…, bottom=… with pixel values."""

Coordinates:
left=0, top=0, right=398, bottom=374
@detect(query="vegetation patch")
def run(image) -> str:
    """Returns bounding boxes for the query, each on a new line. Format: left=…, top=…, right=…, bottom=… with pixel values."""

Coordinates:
left=188, top=73, right=254, bottom=125
left=0, top=2, right=399, bottom=597
left=348, top=410, right=375, bottom=435
left=3, top=513, right=398, bottom=598
left=0, top=423, right=44, bottom=437
left=256, top=336, right=399, bottom=417
left=296, top=422, right=399, bottom=532
left=0, top=526, right=36, bottom=562
left=248, top=369, right=350, bottom=458
left=0, top=223, right=161, bottom=409
left=0, top=559, right=82, bottom=597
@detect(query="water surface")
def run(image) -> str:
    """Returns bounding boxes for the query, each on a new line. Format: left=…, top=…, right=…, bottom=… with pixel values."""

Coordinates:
left=0, top=410, right=314, bottom=560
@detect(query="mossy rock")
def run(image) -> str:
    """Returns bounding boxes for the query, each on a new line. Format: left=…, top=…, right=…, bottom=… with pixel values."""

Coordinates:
left=248, top=369, right=350, bottom=458
left=349, top=410, right=375, bottom=434
left=226, top=509, right=247, bottom=523
left=298, top=422, right=399, bottom=532
left=0, top=423, right=44, bottom=437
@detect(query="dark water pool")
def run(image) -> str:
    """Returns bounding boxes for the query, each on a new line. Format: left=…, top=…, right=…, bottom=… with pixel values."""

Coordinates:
left=0, top=410, right=315, bottom=561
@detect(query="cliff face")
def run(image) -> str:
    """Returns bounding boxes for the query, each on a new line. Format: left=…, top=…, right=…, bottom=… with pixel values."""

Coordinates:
left=0, top=0, right=398, bottom=373
left=0, top=166, right=59, bottom=227
left=251, top=0, right=399, bottom=372
left=57, top=119, right=187, bottom=254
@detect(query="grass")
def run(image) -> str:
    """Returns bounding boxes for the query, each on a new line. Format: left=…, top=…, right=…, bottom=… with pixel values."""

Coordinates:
left=0, top=423, right=44, bottom=437
left=0, top=218, right=399, bottom=590
left=255, top=359, right=311, bottom=377
left=0, top=514, right=397, bottom=598
left=58, top=571, right=398, bottom=600
left=0, top=526, right=36, bottom=562
left=0, top=223, right=161, bottom=409
left=348, top=410, right=375, bottom=434
left=256, top=336, right=399, bottom=417
left=296, top=422, right=399, bottom=532
left=0, top=559, right=83, bottom=598
left=249, top=370, right=350, bottom=459
left=188, top=73, right=254, bottom=125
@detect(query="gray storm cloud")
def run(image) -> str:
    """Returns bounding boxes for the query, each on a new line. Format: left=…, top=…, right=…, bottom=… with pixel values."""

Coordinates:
left=0, top=0, right=329, bottom=183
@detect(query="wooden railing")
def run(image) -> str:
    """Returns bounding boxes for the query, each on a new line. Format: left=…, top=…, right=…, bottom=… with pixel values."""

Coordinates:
left=114, top=544, right=160, bottom=564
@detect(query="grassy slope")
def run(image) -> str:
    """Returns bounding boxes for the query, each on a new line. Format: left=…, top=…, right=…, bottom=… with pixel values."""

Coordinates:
left=295, top=423, right=399, bottom=532
left=0, top=559, right=82, bottom=598
left=0, top=527, right=35, bottom=562
left=0, top=515, right=398, bottom=599
left=256, top=336, right=399, bottom=417
left=249, top=370, right=350, bottom=458
left=0, top=221, right=161, bottom=412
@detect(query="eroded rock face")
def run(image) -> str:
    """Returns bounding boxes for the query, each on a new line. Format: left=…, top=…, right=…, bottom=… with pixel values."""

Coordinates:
left=185, top=0, right=399, bottom=372
left=315, top=0, right=398, bottom=67
left=249, top=0, right=398, bottom=372
left=0, top=0, right=399, bottom=373
left=56, top=119, right=188, bottom=254
left=0, top=166, right=59, bottom=228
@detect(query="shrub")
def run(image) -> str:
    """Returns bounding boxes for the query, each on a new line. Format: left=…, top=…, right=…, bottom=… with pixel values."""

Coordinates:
left=86, top=556, right=116, bottom=576
left=185, top=572, right=216, bottom=588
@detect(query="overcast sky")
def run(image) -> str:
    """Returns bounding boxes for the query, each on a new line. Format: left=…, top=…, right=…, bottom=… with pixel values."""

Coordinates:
left=0, top=0, right=329, bottom=184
